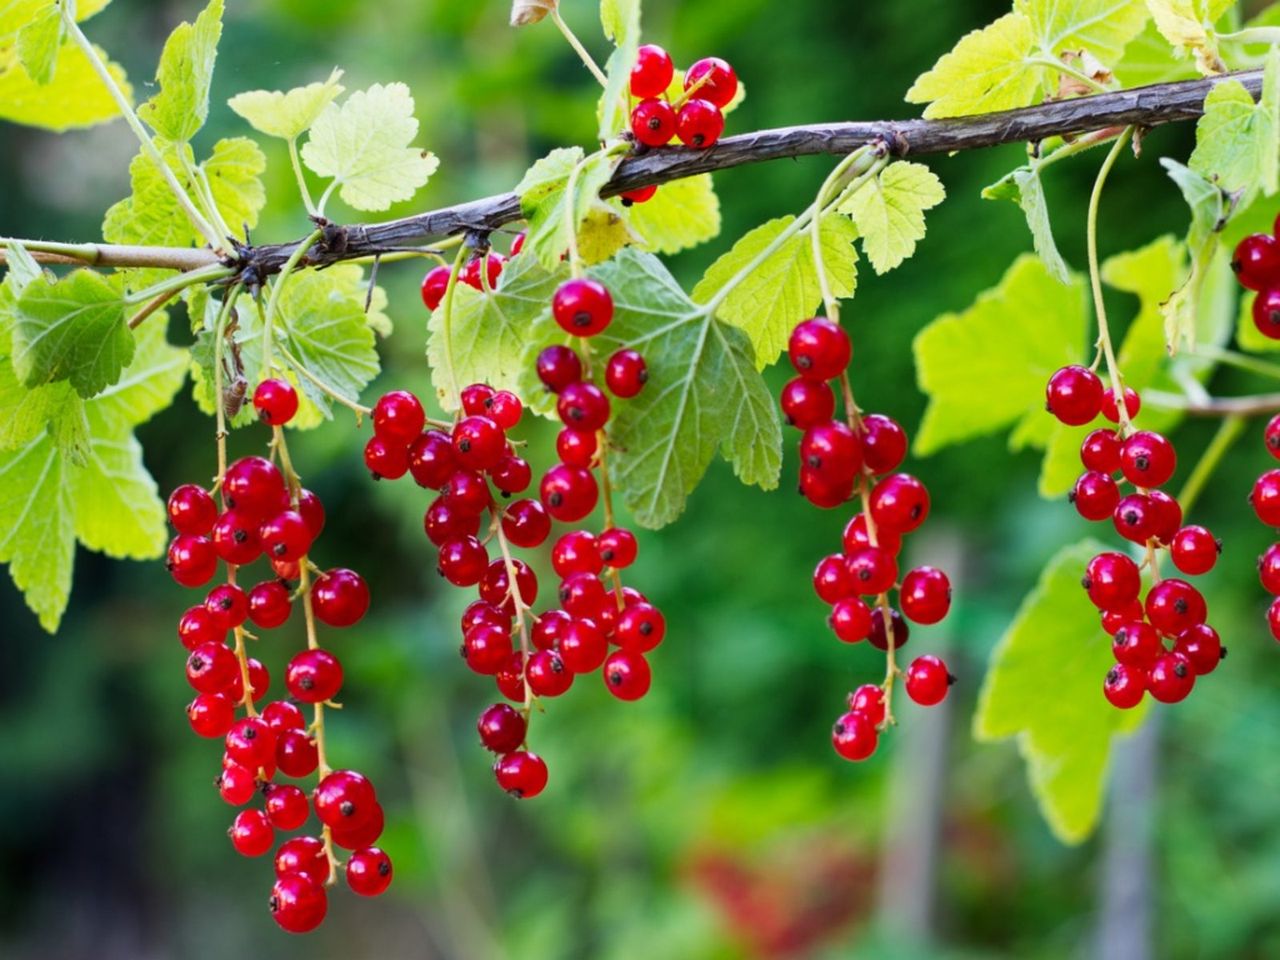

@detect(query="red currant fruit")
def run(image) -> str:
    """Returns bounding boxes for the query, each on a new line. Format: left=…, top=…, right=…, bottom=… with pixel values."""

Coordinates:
left=187, top=692, right=235, bottom=738
left=536, top=345, right=583, bottom=393
left=781, top=377, right=835, bottom=429
left=461, top=252, right=505, bottom=291
left=330, top=803, right=385, bottom=850
left=832, top=710, right=877, bottom=761
left=205, top=583, right=249, bottom=630
left=605, top=349, right=648, bottom=398
left=1232, top=233, right=1280, bottom=291
left=1112, top=493, right=1157, bottom=544
left=253, top=378, right=299, bottom=426
left=364, top=435, right=410, bottom=480
left=905, top=655, right=953, bottom=706
left=900, top=566, right=951, bottom=624
left=559, top=618, right=608, bottom=673
left=1103, top=663, right=1145, bottom=709
left=311, top=568, right=369, bottom=627
left=847, top=684, right=886, bottom=724
left=675, top=98, right=724, bottom=148
left=443, top=469, right=493, bottom=516
left=224, top=457, right=288, bottom=520
left=1259, top=543, right=1280, bottom=593
left=346, top=847, right=394, bottom=897
left=552, top=279, right=613, bottom=337
left=869, top=473, right=930, bottom=533
left=275, top=836, right=328, bottom=883
left=788, top=318, right=851, bottom=381
left=845, top=546, right=898, bottom=595
left=597, top=527, right=638, bottom=568
left=1147, top=490, right=1182, bottom=545
left=551, top=530, right=602, bottom=577
left=314, top=770, right=378, bottom=830
left=211, top=510, right=262, bottom=566
left=829, top=596, right=873, bottom=643
left=372, top=390, right=426, bottom=446
left=478, top=703, right=526, bottom=753
left=248, top=580, right=292, bottom=629
left=526, top=649, right=574, bottom=697
left=859, top=414, right=907, bottom=474
left=259, top=510, right=312, bottom=562
left=1045, top=365, right=1103, bottom=425
left=502, top=498, right=551, bottom=549
left=438, top=535, right=489, bottom=587
left=842, top=513, right=902, bottom=555
left=1148, top=651, right=1195, bottom=703
left=1119, top=431, right=1176, bottom=488
left=186, top=641, right=238, bottom=694
left=276, top=731, right=319, bottom=779
left=264, top=783, right=310, bottom=830
left=463, top=623, right=514, bottom=675
left=557, top=381, right=611, bottom=431
left=684, top=56, right=738, bottom=107
left=270, top=874, right=328, bottom=934
left=867, top=606, right=909, bottom=651
left=1101, top=387, right=1141, bottom=424
left=630, top=98, right=676, bottom=147
left=1252, top=288, right=1280, bottom=339
left=1071, top=470, right=1120, bottom=522
left=615, top=602, right=665, bottom=652
left=1111, top=621, right=1162, bottom=668
left=1145, top=578, right=1206, bottom=636
left=178, top=604, right=223, bottom=649
left=167, top=484, right=217, bottom=535
left=486, top=390, right=523, bottom=430
left=630, top=43, right=673, bottom=98
left=603, top=650, right=652, bottom=700
left=452, top=415, right=506, bottom=471
left=1266, top=413, right=1280, bottom=459
left=167, top=534, right=218, bottom=587
left=285, top=648, right=343, bottom=703
left=493, top=751, right=548, bottom=798
left=540, top=464, right=599, bottom=522
left=229, top=808, right=274, bottom=857
left=1082, top=552, right=1140, bottom=611
left=620, top=184, right=658, bottom=205
left=408, top=430, right=457, bottom=489
left=420, top=265, right=452, bottom=311
left=1252, top=469, right=1280, bottom=526
left=1170, top=525, right=1220, bottom=575
left=1173, top=623, right=1223, bottom=676
left=1080, top=429, right=1122, bottom=473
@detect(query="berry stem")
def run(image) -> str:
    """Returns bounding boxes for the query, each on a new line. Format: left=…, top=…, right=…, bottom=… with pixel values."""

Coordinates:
left=1085, top=126, right=1134, bottom=434
left=439, top=244, right=471, bottom=410
left=287, top=137, right=319, bottom=217
left=549, top=8, right=610, bottom=88
left=1028, top=55, right=1111, bottom=94
left=121, top=262, right=235, bottom=307
left=1177, top=414, right=1247, bottom=515
left=493, top=517, right=537, bottom=716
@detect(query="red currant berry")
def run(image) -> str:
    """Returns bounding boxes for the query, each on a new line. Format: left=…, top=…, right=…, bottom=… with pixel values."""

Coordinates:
left=1170, top=525, right=1220, bottom=576
left=1045, top=365, right=1103, bottom=425
left=330, top=803, right=385, bottom=850
left=372, top=390, right=426, bottom=445
left=620, top=184, right=658, bottom=205
left=270, top=874, right=328, bottom=934
left=842, top=513, right=902, bottom=556
left=1120, top=431, right=1176, bottom=488
left=314, top=770, right=378, bottom=831
left=832, top=710, right=878, bottom=761
left=443, top=469, right=493, bottom=516
left=1148, top=651, right=1195, bottom=703
left=603, top=650, right=651, bottom=701
left=858, top=414, right=907, bottom=474
left=494, top=652, right=526, bottom=702
left=229, top=808, right=274, bottom=857
left=597, top=527, right=638, bottom=568
left=311, top=568, right=369, bottom=627
left=905, top=655, right=953, bottom=706
left=554, top=428, right=595, bottom=468
left=1252, top=288, right=1280, bottom=339
left=845, top=546, right=898, bottom=595
left=1173, top=623, right=1223, bottom=675
left=247, top=580, right=292, bottom=629
left=1232, top=233, right=1280, bottom=290
left=1080, top=429, right=1122, bottom=473
left=460, top=383, right=495, bottom=415
left=1083, top=552, right=1141, bottom=611
left=486, top=390, right=523, bottom=430
left=559, top=571, right=607, bottom=619
left=540, top=463, right=599, bottom=522
left=204, top=584, right=249, bottom=630
left=615, top=602, right=665, bottom=652
left=187, top=692, right=235, bottom=738
left=799, top=467, right=854, bottom=509
left=420, top=265, right=452, bottom=311
left=502, top=498, right=551, bottom=549
left=1112, top=493, right=1157, bottom=544
left=275, top=836, right=328, bottom=883
left=276, top=731, right=319, bottom=779
left=847, top=684, right=886, bottom=724
left=1071, top=470, right=1120, bottom=522
left=1103, top=663, right=1145, bottom=709
left=1147, top=490, right=1183, bottom=545
left=605, top=349, right=648, bottom=398
left=408, top=430, right=456, bottom=489
left=1101, top=387, right=1141, bottom=423
left=224, top=457, right=288, bottom=520
left=868, top=606, right=909, bottom=651
left=531, top=609, right=572, bottom=650
left=536, top=345, right=583, bottom=393
left=167, top=484, right=217, bottom=535
left=167, top=534, right=218, bottom=587
left=869, top=473, right=930, bottom=534
left=423, top=498, right=481, bottom=546
left=346, top=848, right=394, bottom=897
left=493, top=751, right=548, bottom=798
left=218, top=762, right=258, bottom=805
left=630, top=43, right=673, bottom=98
left=463, top=623, right=514, bottom=675
left=801, top=421, right=863, bottom=482
left=675, top=98, right=723, bottom=148
left=1266, top=414, right=1280, bottom=459
left=684, top=56, right=738, bottom=107
left=1259, top=543, right=1280, bottom=593
left=488, top=454, right=530, bottom=496
left=788, top=318, right=851, bottom=380
left=553, top=278, right=613, bottom=337
left=1252, top=469, right=1280, bottom=526
left=438, top=535, right=489, bottom=587
left=265, top=783, right=310, bottom=830
left=814, top=553, right=856, bottom=604
left=480, top=558, right=539, bottom=609
left=557, top=381, right=611, bottom=431
left=178, top=605, right=223, bottom=649
left=551, top=530, right=602, bottom=577
left=259, top=510, right=312, bottom=562
left=297, top=489, right=325, bottom=539
left=829, top=596, right=873, bottom=643
left=900, top=566, right=951, bottom=624
left=1270, top=597, right=1280, bottom=641
left=630, top=98, right=676, bottom=147
left=186, top=641, right=238, bottom=694
left=451, top=416, right=505, bottom=472
left=478, top=703, right=526, bottom=753
left=211, top=510, right=262, bottom=566
left=1145, top=578, right=1207, bottom=636
left=263, top=700, right=306, bottom=732
left=285, top=648, right=343, bottom=703
left=559, top=618, right=608, bottom=673
left=364, top=435, right=410, bottom=480
left=461, top=252, right=505, bottom=291
left=780, top=377, right=835, bottom=429
left=526, top=649, right=574, bottom=697
left=1111, top=621, right=1162, bottom=668
left=253, top=378, right=299, bottom=426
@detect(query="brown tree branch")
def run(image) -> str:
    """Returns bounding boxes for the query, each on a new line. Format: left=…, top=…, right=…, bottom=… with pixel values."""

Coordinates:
left=1, top=69, right=1262, bottom=277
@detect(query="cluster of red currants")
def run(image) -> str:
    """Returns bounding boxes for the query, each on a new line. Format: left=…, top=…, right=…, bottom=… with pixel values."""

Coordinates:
left=1044, top=365, right=1224, bottom=708
left=1233, top=225, right=1280, bottom=340
left=1255, top=409, right=1280, bottom=641
left=781, top=318, right=955, bottom=762
left=627, top=46, right=737, bottom=164
left=166, top=377, right=389, bottom=934
left=418, top=232, right=527, bottom=314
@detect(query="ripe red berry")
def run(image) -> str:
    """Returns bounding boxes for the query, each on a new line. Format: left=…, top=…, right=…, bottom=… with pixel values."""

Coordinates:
left=423, top=498, right=480, bottom=546
left=1079, top=429, right=1122, bottom=473
left=799, top=466, right=853, bottom=510
left=275, top=836, right=328, bottom=883
left=905, top=655, right=953, bottom=706
left=630, top=43, right=673, bottom=98
left=832, top=710, right=877, bottom=761
left=364, top=434, right=410, bottom=480
left=605, top=349, right=648, bottom=398
left=420, top=264, right=452, bottom=311
left=684, top=56, right=738, bottom=107
left=187, top=692, right=235, bottom=738
left=186, top=641, right=238, bottom=694
left=438, top=535, right=489, bottom=586
left=486, top=390, right=523, bottom=430
left=1148, top=651, right=1195, bottom=703
left=330, top=803, right=385, bottom=850
left=1252, top=288, right=1280, bottom=339
left=443, top=469, right=492, bottom=516
left=867, top=606, right=909, bottom=651
left=675, top=98, right=724, bottom=148
left=801, top=421, right=862, bottom=482
left=229, top=808, right=274, bottom=857
left=211, top=510, right=262, bottom=566
left=1082, top=552, right=1140, bottom=611
left=494, top=751, right=548, bottom=798
left=167, top=534, right=218, bottom=587
left=1071, top=470, right=1120, bottom=522
left=1259, top=543, right=1280, bottom=593
left=526, top=649, right=574, bottom=696
left=551, top=530, right=603, bottom=577
left=346, top=847, right=394, bottom=897
left=265, top=783, right=310, bottom=830
left=1111, top=621, right=1162, bottom=668
left=1112, top=493, right=1157, bottom=544
left=603, top=650, right=652, bottom=701
left=314, top=770, right=378, bottom=830
left=845, top=546, right=898, bottom=595
left=536, top=345, right=583, bottom=393
left=1169, top=525, right=1220, bottom=575
left=630, top=97, right=676, bottom=147
left=248, top=580, right=293, bottom=629
left=167, top=484, right=218, bottom=535
left=225, top=718, right=276, bottom=775
left=285, top=648, right=343, bottom=703
left=297, top=489, right=325, bottom=539
left=461, top=252, right=505, bottom=291
left=868, top=473, right=930, bottom=533
left=224, top=456, right=288, bottom=520
left=1103, top=663, right=1145, bottom=709
left=270, top=874, right=328, bottom=934
left=1266, top=414, right=1280, bottom=459
left=253, top=378, right=299, bottom=426
left=620, top=184, right=658, bottom=205
left=788, top=318, right=851, bottom=380
left=1252, top=469, right=1280, bottom=526
left=900, top=566, right=951, bottom=624
left=1174, top=623, right=1223, bottom=676
left=177, top=604, right=223, bottom=650
left=1045, top=365, right=1103, bottom=425
left=502, top=498, right=551, bottom=549
left=1232, top=233, right=1280, bottom=291
left=842, top=513, right=902, bottom=556
left=311, top=568, right=369, bottom=627
left=276, top=730, right=320, bottom=779
left=780, top=377, right=835, bottom=428
left=373, top=390, right=426, bottom=445
left=829, top=596, right=873, bottom=643
left=559, top=618, right=608, bottom=673
left=859, top=414, right=907, bottom=474
left=557, top=381, right=611, bottom=431
left=259, top=510, right=312, bottom=562
left=408, top=430, right=457, bottom=489
left=452, top=415, right=506, bottom=471
left=1270, top=597, right=1280, bottom=641
left=463, top=623, right=514, bottom=675
left=813, top=553, right=855, bottom=604
left=847, top=684, right=886, bottom=724
left=1101, top=386, right=1141, bottom=423
left=460, top=383, right=495, bottom=415
left=478, top=703, right=527, bottom=753
left=263, top=699, right=306, bottom=732
left=593, top=528, right=636, bottom=569
left=1120, top=431, right=1176, bottom=487
left=553, top=279, right=614, bottom=337
left=1145, top=578, right=1206, bottom=636
left=540, top=463, right=599, bottom=522
left=1147, top=490, right=1182, bottom=545
left=480, top=558, right=539, bottom=608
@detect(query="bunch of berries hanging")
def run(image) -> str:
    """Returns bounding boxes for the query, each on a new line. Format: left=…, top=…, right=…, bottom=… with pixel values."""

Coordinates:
left=627, top=46, right=737, bottom=178
left=781, top=317, right=956, bottom=762
left=167, top=375, right=388, bottom=934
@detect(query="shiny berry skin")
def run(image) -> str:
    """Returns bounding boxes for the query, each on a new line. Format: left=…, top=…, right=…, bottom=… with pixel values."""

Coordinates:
left=452, top=415, right=506, bottom=471
left=1101, top=387, right=1141, bottom=424
left=869, top=473, right=930, bottom=533
left=675, top=98, right=723, bottom=148
left=900, top=566, right=952, bottom=624
left=480, top=558, right=538, bottom=608
left=423, top=498, right=480, bottom=546
left=1147, top=490, right=1182, bottom=545
left=531, top=609, right=572, bottom=650
left=167, top=484, right=217, bottom=535
left=526, top=649, right=574, bottom=697
left=845, top=546, right=898, bottom=595
left=1045, top=365, right=1103, bottom=426
left=615, top=602, right=665, bottom=652
left=684, top=56, right=738, bottom=107
left=178, top=604, right=223, bottom=649
left=847, top=684, right=886, bottom=724
left=463, top=623, right=514, bottom=675
left=630, top=97, right=676, bottom=147
left=314, top=770, right=378, bottom=830
left=1174, top=623, right=1223, bottom=676
left=462, top=600, right=511, bottom=635
left=1145, top=578, right=1206, bottom=636
left=630, top=43, right=673, bottom=97
left=557, top=381, right=611, bottom=431
left=813, top=554, right=855, bottom=604
left=598, top=527, right=638, bottom=568
left=620, top=184, right=658, bottom=205
left=800, top=466, right=849, bottom=507
left=556, top=428, right=597, bottom=467
left=1260, top=543, right=1280, bottom=593
left=408, top=430, right=457, bottom=489
left=276, top=730, right=319, bottom=779
left=229, top=808, right=274, bottom=857
left=275, top=836, right=328, bottom=883
left=1270, top=597, right=1280, bottom=641
left=552, top=279, right=614, bottom=337
left=253, top=378, right=299, bottom=426
left=788, top=318, right=851, bottom=380
left=270, top=875, right=328, bottom=934
left=502, top=499, right=551, bottom=549
left=438, top=536, right=489, bottom=587
left=560, top=572, right=607, bottom=619
left=1266, top=414, right=1280, bottom=459
left=832, top=710, right=877, bottom=761
left=1251, top=469, right=1280, bottom=525
left=1170, top=525, right=1220, bottom=575
left=1071, top=470, right=1120, bottom=522
left=1120, top=431, right=1176, bottom=488
left=443, top=469, right=492, bottom=516
left=486, top=390, right=523, bottom=430
left=780, top=377, right=835, bottom=428
left=372, top=390, right=426, bottom=445
left=859, top=414, right=907, bottom=474
left=1112, top=621, right=1162, bottom=668
left=461, top=252, right=505, bottom=291
left=1083, top=552, right=1141, bottom=610
left=265, top=784, right=310, bottom=830
left=223, top=457, right=288, bottom=519
left=330, top=803, right=385, bottom=850
left=460, top=384, right=495, bottom=415
left=218, top=762, right=258, bottom=805
left=263, top=699, right=306, bottom=732
left=285, top=648, right=343, bottom=703
left=297, top=489, right=325, bottom=539
left=559, top=618, right=608, bottom=673
left=478, top=703, right=526, bottom=753
left=905, top=655, right=953, bottom=706
left=187, top=692, right=235, bottom=738
left=247, top=580, right=292, bottom=629
left=420, top=264, right=452, bottom=311
left=536, top=345, right=583, bottom=393
left=842, top=513, right=902, bottom=556
left=211, top=510, right=261, bottom=566
left=259, top=510, right=312, bottom=562
left=605, top=349, right=648, bottom=398
left=801, top=421, right=862, bottom=481
left=1252, top=288, right=1280, bottom=339
left=167, top=534, right=218, bottom=587
left=603, top=650, right=651, bottom=700
left=205, top=584, right=250, bottom=630
left=494, top=653, right=526, bottom=701
left=829, top=596, right=873, bottom=643
left=346, top=848, right=394, bottom=897
left=867, top=606, right=909, bottom=651
left=227, top=657, right=270, bottom=705
left=186, top=641, right=238, bottom=694
left=551, top=530, right=602, bottom=577
left=364, top=435, right=410, bottom=480
left=1103, top=663, right=1145, bottom=709
left=311, top=568, right=369, bottom=627
left=540, top=464, right=599, bottom=522
left=494, top=751, right=548, bottom=798
left=1100, top=599, right=1141, bottom=634
left=1148, top=651, right=1195, bottom=703
left=1113, top=493, right=1157, bottom=544
left=1232, top=232, right=1280, bottom=290
left=1080, top=429, right=1122, bottom=473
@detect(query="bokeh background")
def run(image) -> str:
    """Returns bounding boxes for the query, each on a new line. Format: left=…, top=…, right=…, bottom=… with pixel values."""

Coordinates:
left=4, top=1, right=1280, bottom=957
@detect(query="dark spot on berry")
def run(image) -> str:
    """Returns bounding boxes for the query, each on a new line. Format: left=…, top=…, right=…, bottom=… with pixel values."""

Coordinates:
left=638, top=621, right=653, bottom=635
left=234, top=529, right=248, bottom=542
left=1173, top=598, right=1187, bottom=614
left=272, top=544, right=286, bottom=557
left=300, top=676, right=314, bottom=690
left=340, top=801, right=355, bottom=817
left=378, top=861, right=391, bottom=876
left=1173, top=661, right=1188, bottom=678
left=607, top=669, right=623, bottom=686
left=548, top=492, right=563, bottom=506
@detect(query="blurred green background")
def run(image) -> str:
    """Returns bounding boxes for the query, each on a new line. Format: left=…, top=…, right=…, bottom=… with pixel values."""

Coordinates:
left=4, top=0, right=1280, bottom=957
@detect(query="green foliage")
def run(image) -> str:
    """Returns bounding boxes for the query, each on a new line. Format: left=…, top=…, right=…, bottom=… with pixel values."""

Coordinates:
left=137, top=0, right=224, bottom=143
left=597, top=0, right=639, bottom=140
left=691, top=213, right=858, bottom=368
left=1146, top=0, right=1234, bottom=73
left=1188, top=48, right=1280, bottom=197
left=515, top=147, right=624, bottom=271
left=1161, top=158, right=1232, bottom=351
left=983, top=159, right=1072, bottom=283
left=627, top=174, right=722, bottom=254
left=15, top=1, right=61, bottom=84
left=974, top=539, right=1149, bottom=844
left=301, top=82, right=440, bottom=212
left=227, top=68, right=345, bottom=141
left=839, top=161, right=945, bottom=275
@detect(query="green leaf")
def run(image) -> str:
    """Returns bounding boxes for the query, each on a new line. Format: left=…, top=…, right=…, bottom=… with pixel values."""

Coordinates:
left=1018, top=0, right=1150, bottom=64
left=522, top=250, right=782, bottom=527
left=913, top=255, right=1089, bottom=456
left=626, top=174, right=721, bottom=254
left=227, top=68, right=345, bottom=141
left=137, top=0, right=224, bottom=143
left=11, top=269, right=132, bottom=397
left=0, top=38, right=130, bottom=131
left=16, top=2, right=61, bottom=84
left=302, top=82, right=440, bottom=212
left=70, top=406, right=166, bottom=559
left=983, top=162, right=1071, bottom=283
left=0, top=366, right=82, bottom=457
left=514, top=147, right=624, bottom=271
left=1113, top=19, right=1198, bottom=86
left=204, top=137, right=267, bottom=238
left=600, top=0, right=638, bottom=44
left=840, top=161, right=945, bottom=274
left=691, top=213, right=857, bottom=368
left=0, top=432, right=74, bottom=631
left=975, top=539, right=1149, bottom=844
left=426, top=251, right=565, bottom=409
left=92, top=316, right=188, bottom=428
left=1161, top=158, right=1231, bottom=350
left=1188, top=56, right=1279, bottom=197
left=1146, top=0, right=1232, bottom=73
left=597, top=0, right=639, bottom=139
left=905, top=13, right=1040, bottom=119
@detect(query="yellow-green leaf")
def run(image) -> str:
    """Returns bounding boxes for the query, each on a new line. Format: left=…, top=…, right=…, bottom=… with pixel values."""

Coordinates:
left=227, top=68, right=345, bottom=141
left=1188, top=63, right=1279, bottom=196
left=841, top=161, right=945, bottom=274
left=627, top=174, right=721, bottom=254
left=137, top=0, right=223, bottom=143
left=204, top=136, right=267, bottom=238
left=0, top=39, right=130, bottom=131
left=983, top=162, right=1071, bottom=283
left=514, top=147, right=623, bottom=271
left=905, top=13, right=1040, bottom=119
